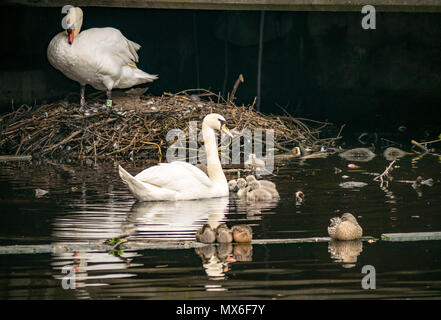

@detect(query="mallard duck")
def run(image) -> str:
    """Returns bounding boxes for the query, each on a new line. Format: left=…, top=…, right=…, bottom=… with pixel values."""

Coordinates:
left=246, top=175, right=276, bottom=190
left=119, top=114, right=233, bottom=201
left=215, top=223, right=233, bottom=243
left=195, top=224, right=216, bottom=243
left=232, top=225, right=253, bottom=243
left=47, top=7, right=157, bottom=107
left=327, top=213, right=363, bottom=241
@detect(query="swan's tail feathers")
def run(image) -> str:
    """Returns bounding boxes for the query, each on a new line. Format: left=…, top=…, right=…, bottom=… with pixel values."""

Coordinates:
left=119, top=67, right=158, bottom=88
left=134, top=69, right=158, bottom=83
left=118, top=165, right=175, bottom=201
left=119, top=165, right=149, bottom=200
left=119, top=165, right=140, bottom=188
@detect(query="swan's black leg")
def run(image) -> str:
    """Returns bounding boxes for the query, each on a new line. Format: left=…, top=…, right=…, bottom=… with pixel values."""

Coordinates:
left=106, top=90, right=112, bottom=107
left=80, top=85, right=86, bottom=108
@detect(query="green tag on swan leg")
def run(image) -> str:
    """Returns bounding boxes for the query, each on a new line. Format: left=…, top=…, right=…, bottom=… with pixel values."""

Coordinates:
left=106, top=99, right=112, bottom=107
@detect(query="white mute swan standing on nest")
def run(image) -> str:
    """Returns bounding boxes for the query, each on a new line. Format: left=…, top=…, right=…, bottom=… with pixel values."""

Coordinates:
left=47, top=6, right=158, bottom=107
left=119, top=114, right=233, bottom=201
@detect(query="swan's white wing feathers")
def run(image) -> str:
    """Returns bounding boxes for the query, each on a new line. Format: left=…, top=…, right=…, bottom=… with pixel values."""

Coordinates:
left=78, top=27, right=140, bottom=65
left=135, top=161, right=214, bottom=192
left=171, top=162, right=214, bottom=187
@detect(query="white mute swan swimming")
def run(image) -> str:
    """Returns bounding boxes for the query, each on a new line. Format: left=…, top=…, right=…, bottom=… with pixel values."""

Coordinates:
left=47, top=6, right=158, bottom=107
left=119, top=113, right=232, bottom=201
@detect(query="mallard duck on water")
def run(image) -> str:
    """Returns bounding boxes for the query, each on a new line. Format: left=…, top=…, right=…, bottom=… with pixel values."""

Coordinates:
left=327, top=213, right=363, bottom=241
left=195, top=224, right=216, bottom=243
left=215, top=223, right=233, bottom=243
left=231, top=225, right=253, bottom=243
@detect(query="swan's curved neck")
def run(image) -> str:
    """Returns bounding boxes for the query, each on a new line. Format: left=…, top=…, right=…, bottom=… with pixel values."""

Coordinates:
left=71, top=11, right=83, bottom=37
left=202, top=123, right=227, bottom=186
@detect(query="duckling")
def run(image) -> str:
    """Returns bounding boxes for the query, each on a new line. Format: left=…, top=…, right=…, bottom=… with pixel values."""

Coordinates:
left=249, top=181, right=279, bottom=199
left=231, top=224, right=253, bottom=243
left=246, top=175, right=276, bottom=190
left=327, top=213, right=363, bottom=241
left=228, top=180, right=238, bottom=192
left=237, top=185, right=251, bottom=198
left=237, top=178, right=247, bottom=189
left=215, top=223, right=233, bottom=243
left=247, top=181, right=272, bottom=201
left=195, top=224, right=216, bottom=243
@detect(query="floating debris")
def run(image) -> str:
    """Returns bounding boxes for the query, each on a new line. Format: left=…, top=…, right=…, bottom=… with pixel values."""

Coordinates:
left=339, top=148, right=376, bottom=162
left=373, top=160, right=397, bottom=188
left=334, top=167, right=342, bottom=174
left=383, top=147, right=410, bottom=161
left=35, top=188, right=49, bottom=198
left=412, top=176, right=434, bottom=189
left=339, top=181, right=368, bottom=189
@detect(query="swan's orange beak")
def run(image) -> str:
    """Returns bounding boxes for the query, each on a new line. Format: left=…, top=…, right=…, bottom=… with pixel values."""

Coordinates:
left=67, top=28, right=75, bottom=44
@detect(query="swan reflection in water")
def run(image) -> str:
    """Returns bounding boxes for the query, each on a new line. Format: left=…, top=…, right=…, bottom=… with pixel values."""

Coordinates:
left=51, top=197, right=230, bottom=291
left=127, top=197, right=229, bottom=241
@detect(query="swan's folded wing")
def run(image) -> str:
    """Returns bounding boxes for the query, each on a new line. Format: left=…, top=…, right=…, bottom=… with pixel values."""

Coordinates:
left=80, top=27, right=140, bottom=65
left=134, top=161, right=214, bottom=192
left=171, top=162, right=214, bottom=187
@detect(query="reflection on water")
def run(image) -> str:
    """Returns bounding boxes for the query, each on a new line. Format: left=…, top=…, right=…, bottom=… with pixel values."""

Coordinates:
left=328, top=240, right=363, bottom=269
left=129, top=197, right=229, bottom=241
left=0, top=154, right=440, bottom=299
left=51, top=250, right=140, bottom=296
left=194, top=243, right=253, bottom=283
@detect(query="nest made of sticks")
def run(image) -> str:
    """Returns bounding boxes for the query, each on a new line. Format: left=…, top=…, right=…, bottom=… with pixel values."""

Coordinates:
left=0, top=89, right=341, bottom=161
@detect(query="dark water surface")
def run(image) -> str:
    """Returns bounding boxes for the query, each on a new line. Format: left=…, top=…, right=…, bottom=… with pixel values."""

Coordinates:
left=0, top=154, right=440, bottom=299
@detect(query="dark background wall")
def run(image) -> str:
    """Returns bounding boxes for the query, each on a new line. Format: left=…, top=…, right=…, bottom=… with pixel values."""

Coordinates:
left=1, top=5, right=441, bottom=136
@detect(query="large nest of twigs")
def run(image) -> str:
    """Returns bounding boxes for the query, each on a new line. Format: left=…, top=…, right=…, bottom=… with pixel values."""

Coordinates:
left=0, top=89, right=340, bottom=160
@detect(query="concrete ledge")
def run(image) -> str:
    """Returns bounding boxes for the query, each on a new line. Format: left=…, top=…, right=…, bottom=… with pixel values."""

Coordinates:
left=4, top=0, right=441, bottom=12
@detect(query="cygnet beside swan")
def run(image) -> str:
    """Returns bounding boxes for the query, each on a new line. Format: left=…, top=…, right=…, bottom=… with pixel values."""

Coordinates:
left=236, top=178, right=250, bottom=198
left=119, top=114, right=232, bottom=201
left=47, top=6, right=158, bottom=107
left=251, top=181, right=279, bottom=199
left=246, top=181, right=273, bottom=201
left=246, top=175, right=276, bottom=190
